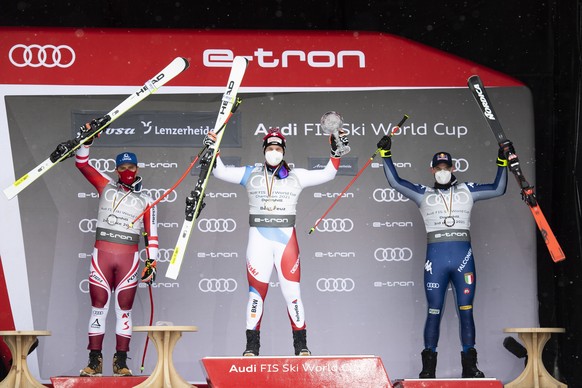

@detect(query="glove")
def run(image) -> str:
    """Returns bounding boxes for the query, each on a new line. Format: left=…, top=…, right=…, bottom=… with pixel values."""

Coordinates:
left=141, top=258, right=157, bottom=284
left=377, top=135, right=392, bottom=158
left=497, top=140, right=516, bottom=167
left=203, top=131, right=217, bottom=147
left=330, top=130, right=350, bottom=157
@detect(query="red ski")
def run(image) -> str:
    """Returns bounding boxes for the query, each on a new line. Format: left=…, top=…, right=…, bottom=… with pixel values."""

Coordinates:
left=467, top=75, right=565, bottom=262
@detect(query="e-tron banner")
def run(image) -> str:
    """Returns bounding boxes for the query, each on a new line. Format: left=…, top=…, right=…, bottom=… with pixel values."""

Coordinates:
left=0, top=28, right=534, bottom=385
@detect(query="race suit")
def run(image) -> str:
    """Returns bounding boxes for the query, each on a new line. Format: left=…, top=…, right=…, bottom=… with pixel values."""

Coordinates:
left=381, top=156, right=507, bottom=350
left=76, top=145, right=158, bottom=352
left=213, top=156, right=341, bottom=331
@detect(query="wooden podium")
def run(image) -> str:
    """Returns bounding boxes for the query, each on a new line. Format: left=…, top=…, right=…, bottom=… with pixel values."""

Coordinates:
left=0, top=330, right=50, bottom=388
left=133, top=325, right=198, bottom=388
left=504, top=327, right=567, bottom=388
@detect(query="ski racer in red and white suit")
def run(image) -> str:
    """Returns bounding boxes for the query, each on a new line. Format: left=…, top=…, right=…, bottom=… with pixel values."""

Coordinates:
left=75, top=143, right=158, bottom=374
left=209, top=127, right=349, bottom=356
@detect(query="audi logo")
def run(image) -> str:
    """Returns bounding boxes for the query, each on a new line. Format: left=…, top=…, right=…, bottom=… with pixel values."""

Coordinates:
left=103, top=188, right=146, bottom=210
left=249, top=174, right=297, bottom=189
left=197, top=218, right=236, bottom=233
left=373, top=188, right=409, bottom=202
left=315, top=218, right=354, bottom=233
left=428, top=158, right=469, bottom=172
left=9, top=44, right=76, bottom=68
left=140, top=248, right=174, bottom=263
left=425, top=191, right=471, bottom=206
left=426, top=282, right=440, bottom=289
left=374, top=247, right=413, bottom=262
left=90, top=158, right=117, bottom=173
left=79, top=218, right=98, bottom=233
left=198, top=278, right=238, bottom=292
left=453, top=158, right=469, bottom=172
left=143, top=188, right=178, bottom=203
left=316, top=278, right=355, bottom=292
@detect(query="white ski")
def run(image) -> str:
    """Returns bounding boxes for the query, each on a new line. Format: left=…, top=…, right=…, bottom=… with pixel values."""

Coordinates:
left=166, top=56, right=248, bottom=280
left=3, top=57, right=190, bottom=200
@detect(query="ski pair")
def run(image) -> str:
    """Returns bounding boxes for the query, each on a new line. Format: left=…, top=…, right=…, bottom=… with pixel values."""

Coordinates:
left=3, top=57, right=190, bottom=200
left=166, top=56, right=249, bottom=280
left=467, top=75, right=565, bottom=262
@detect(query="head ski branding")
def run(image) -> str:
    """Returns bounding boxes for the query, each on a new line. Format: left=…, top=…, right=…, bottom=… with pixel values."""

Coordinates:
left=137, top=73, right=166, bottom=96
left=220, top=80, right=236, bottom=115
left=472, top=84, right=496, bottom=120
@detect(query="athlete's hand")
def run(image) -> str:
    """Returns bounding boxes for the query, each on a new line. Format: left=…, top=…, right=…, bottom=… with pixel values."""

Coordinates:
left=141, top=258, right=157, bottom=284
left=330, top=129, right=350, bottom=157
left=498, top=140, right=516, bottom=166
left=377, top=135, right=392, bottom=158
left=377, top=135, right=392, bottom=151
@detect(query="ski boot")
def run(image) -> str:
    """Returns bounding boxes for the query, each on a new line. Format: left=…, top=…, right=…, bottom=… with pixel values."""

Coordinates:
left=243, top=329, right=260, bottom=356
left=419, top=348, right=437, bottom=378
left=113, top=351, right=133, bottom=376
left=80, top=350, right=103, bottom=377
left=293, top=329, right=311, bottom=356
left=461, top=348, right=485, bottom=378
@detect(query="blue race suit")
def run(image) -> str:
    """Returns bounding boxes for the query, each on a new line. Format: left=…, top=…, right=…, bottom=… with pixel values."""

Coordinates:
left=382, top=155, right=507, bottom=350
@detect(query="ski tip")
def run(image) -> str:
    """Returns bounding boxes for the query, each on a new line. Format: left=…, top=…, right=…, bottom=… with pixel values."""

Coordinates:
left=233, top=56, right=249, bottom=67
left=179, top=57, right=190, bottom=70
left=3, top=187, right=16, bottom=200
left=467, top=74, right=481, bottom=84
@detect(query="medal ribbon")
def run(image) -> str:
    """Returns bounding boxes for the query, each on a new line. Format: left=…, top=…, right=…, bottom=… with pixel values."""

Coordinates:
left=438, top=187, right=454, bottom=223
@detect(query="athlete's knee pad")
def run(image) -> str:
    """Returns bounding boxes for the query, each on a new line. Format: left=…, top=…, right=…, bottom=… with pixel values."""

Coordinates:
left=115, top=308, right=132, bottom=338
left=88, top=307, right=108, bottom=336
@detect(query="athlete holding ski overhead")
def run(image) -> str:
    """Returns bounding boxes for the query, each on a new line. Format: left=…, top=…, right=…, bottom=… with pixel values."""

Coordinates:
left=204, top=117, right=349, bottom=357
left=65, top=120, right=159, bottom=377
left=376, top=135, right=510, bottom=379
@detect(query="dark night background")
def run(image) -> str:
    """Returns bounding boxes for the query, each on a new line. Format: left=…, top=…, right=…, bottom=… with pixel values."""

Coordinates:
left=1, top=0, right=581, bottom=385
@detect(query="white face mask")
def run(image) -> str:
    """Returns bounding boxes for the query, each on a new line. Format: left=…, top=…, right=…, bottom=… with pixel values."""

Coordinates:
left=435, top=169, right=452, bottom=185
left=265, top=150, right=283, bottom=166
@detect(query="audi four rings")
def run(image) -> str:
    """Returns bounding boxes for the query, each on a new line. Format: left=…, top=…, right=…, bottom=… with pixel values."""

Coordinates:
left=315, top=218, right=354, bottom=232
left=197, top=218, right=237, bottom=232
left=9, top=44, right=76, bottom=68
left=374, top=247, right=413, bottom=262
left=199, top=278, right=238, bottom=292
left=89, top=159, right=117, bottom=172
left=373, top=188, right=409, bottom=202
left=316, top=278, right=355, bottom=292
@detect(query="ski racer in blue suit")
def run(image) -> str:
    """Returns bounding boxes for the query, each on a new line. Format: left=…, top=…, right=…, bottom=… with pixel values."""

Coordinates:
left=376, top=135, right=511, bottom=379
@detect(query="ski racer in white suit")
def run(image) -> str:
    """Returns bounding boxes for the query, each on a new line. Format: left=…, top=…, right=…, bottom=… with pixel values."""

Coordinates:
left=206, top=127, right=349, bottom=356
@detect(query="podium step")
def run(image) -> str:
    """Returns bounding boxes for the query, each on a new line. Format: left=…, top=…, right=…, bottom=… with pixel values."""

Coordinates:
left=202, top=355, right=392, bottom=387
left=50, top=376, right=149, bottom=387
left=393, top=378, right=503, bottom=388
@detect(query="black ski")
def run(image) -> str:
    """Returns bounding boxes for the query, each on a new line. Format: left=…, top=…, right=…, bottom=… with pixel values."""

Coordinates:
left=467, top=75, right=565, bottom=262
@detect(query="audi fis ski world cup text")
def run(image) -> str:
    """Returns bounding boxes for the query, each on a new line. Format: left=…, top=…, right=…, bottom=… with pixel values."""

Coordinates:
left=255, top=121, right=469, bottom=139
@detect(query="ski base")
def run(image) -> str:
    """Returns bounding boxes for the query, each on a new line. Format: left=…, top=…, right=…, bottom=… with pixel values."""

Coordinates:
left=165, top=56, right=249, bottom=280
